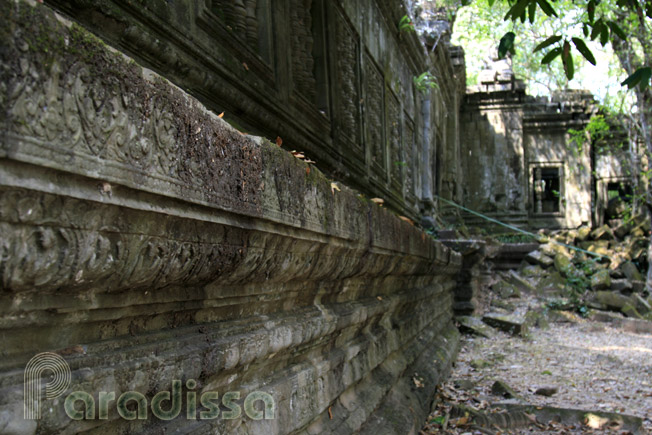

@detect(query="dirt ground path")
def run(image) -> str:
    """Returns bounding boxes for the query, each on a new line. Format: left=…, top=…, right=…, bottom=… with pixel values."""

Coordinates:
left=422, top=298, right=652, bottom=434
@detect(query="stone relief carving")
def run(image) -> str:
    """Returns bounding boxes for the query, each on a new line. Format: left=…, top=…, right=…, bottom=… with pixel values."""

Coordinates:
left=290, top=0, right=317, bottom=104
left=364, top=57, right=385, bottom=172
left=213, top=0, right=260, bottom=51
left=387, top=92, right=402, bottom=188
left=404, top=118, right=415, bottom=197
left=5, top=37, right=263, bottom=210
left=0, top=188, right=245, bottom=292
left=334, top=10, right=360, bottom=146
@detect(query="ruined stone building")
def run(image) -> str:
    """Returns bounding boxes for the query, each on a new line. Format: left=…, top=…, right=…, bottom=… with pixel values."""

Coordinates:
left=0, top=0, right=635, bottom=434
left=458, top=60, right=637, bottom=231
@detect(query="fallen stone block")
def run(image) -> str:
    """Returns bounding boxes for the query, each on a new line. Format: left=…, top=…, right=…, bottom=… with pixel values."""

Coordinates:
left=547, top=309, right=581, bottom=323
left=537, top=271, right=566, bottom=295
left=622, top=304, right=644, bottom=319
left=471, top=358, right=493, bottom=369
left=519, top=264, right=546, bottom=279
left=482, top=313, right=527, bottom=336
left=594, top=291, right=631, bottom=310
left=492, top=280, right=521, bottom=299
left=576, top=226, right=591, bottom=242
left=504, top=270, right=537, bottom=294
left=590, top=224, right=615, bottom=240
left=631, top=294, right=652, bottom=315
left=590, top=311, right=652, bottom=334
left=590, top=269, right=611, bottom=291
left=525, top=309, right=549, bottom=329
left=608, top=268, right=625, bottom=279
left=540, top=242, right=573, bottom=260
left=620, top=261, right=643, bottom=282
left=554, top=253, right=572, bottom=275
left=491, top=404, right=644, bottom=434
left=631, top=226, right=646, bottom=237
left=534, top=386, right=558, bottom=397
left=631, top=280, right=645, bottom=293
left=456, top=316, right=497, bottom=339
left=609, top=278, right=632, bottom=293
left=491, top=380, right=522, bottom=400
left=491, top=299, right=516, bottom=312
left=525, top=250, right=554, bottom=268
left=614, top=220, right=634, bottom=239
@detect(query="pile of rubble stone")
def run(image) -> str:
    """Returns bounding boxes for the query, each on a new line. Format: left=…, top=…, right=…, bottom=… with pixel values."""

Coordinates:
left=518, top=214, right=652, bottom=321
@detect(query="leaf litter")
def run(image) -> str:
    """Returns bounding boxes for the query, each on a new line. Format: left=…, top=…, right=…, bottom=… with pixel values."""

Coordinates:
left=422, top=294, right=652, bottom=434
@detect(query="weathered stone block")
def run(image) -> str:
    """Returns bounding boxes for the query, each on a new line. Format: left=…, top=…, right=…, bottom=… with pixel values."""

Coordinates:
left=620, top=261, right=643, bottom=282
left=482, top=313, right=527, bottom=336
left=576, top=226, right=591, bottom=242
left=609, top=279, right=632, bottom=293
left=590, top=270, right=611, bottom=291
left=594, top=291, right=631, bottom=310
left=525, top=250, right=554, bottom=268
left=457, top=316, right=497, bottom=338
left=590, top=225, right=615, bottom=241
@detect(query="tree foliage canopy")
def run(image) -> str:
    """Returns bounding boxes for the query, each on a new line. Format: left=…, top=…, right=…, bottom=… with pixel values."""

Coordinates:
left=450, top=0, right=651, bottom=92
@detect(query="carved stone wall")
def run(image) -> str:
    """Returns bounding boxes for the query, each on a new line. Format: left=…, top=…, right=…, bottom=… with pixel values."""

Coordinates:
left=36, top=0, right=464, bottom=220
left=0, top=2, right=462, bottom=434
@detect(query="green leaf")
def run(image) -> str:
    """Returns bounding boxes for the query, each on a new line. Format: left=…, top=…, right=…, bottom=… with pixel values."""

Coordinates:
left=498, top=31, right=516, bottom=59
left=533, top=35, right=562, bottom=53
left=562, top=40, right=574, bottom=80
left=536, top=0, right=558, bottom=17
left=607, top=21, right=627, bottom=39
left=541, top=47, right=562, bottom=64
left=587, top=0, right=595, bottom=23
left=600, top=26, right=609, bottom=46
left=590, top=19, right=603, bottom=40
left=505, top=0, right=530, bottom=21
left=528, top=0, right=536, bottom=23
left=621, top=67, right=652, bottom=91
left=582, top=23, right=589, bottom=37
left=488, top=0, right=496, bottom=6
left=571, top=37, right=596, bottom=66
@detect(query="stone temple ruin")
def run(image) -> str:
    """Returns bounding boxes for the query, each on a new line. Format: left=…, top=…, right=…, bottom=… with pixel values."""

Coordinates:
left=0, top=0, right=641, bottom=434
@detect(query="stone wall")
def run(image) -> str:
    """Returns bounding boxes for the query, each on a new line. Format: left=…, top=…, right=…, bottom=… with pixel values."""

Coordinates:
left=0, top=1, right=462, bottom=434
left=37, top=0, right=464, bottom=220
left=460, top=74, right=595, bottom=229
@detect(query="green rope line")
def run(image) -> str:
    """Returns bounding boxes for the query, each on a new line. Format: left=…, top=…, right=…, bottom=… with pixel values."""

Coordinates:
left=436, top=195, right=610, bottom=261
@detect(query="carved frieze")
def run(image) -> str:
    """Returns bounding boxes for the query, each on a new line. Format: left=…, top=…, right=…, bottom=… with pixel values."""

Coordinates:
left=404, top=117, right=416, bottom=198
left=387, top=90, right=401, bottom=189
left=334, top=9, right=360, bottom=148
left=290, top=0, right=317, bottom=104
left=212, top=0, right=260, bottom=52
left=363, top=55, right=385, bottom=174
left=198, top=0, right=274, bottom=79
left=0, top=188, right=244, bottom=293
left=3, top=28, right=263, bottom=214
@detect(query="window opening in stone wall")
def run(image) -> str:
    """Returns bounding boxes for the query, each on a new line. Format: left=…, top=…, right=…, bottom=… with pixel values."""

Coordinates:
left=533, top=166, right=561, bottom=214
left=605, top=181, right=633, bottom=221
